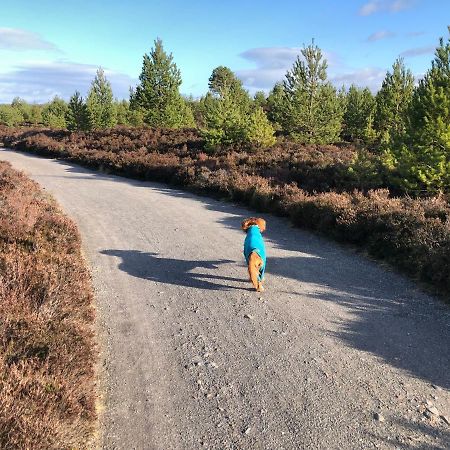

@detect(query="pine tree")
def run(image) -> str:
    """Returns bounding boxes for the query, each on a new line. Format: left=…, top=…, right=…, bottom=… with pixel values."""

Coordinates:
left=202, top=67, right=253, bottom=149
left=86, top=68, right=116, bottom=129
left=114, top=100, right=130, bottom=125
left=374, top=58, right=414, bottom=144
left=342, top=85, right=376, bottom=143
left=384, top=28, right=450, bottom=193
left=208, top=66, right=251, bottom=112
left=42, top=96, right=68, bottom=128
left=253, top=91, right=267, bottom=109
left=243, top=106, right=276, bottom=148
left=66, top=91, right=90, bottom=131
left=130, top=38, right=194, bottom=128
left=266, top=82, right=288, bottom=131
left=282, top=41, right=343, bottom=143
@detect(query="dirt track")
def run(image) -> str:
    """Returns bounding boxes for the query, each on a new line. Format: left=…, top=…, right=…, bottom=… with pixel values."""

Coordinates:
left=2, top=149, right=449, bottom=450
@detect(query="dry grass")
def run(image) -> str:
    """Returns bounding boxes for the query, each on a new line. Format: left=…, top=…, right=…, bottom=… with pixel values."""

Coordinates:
left=0, top=160, right=97, bottom=449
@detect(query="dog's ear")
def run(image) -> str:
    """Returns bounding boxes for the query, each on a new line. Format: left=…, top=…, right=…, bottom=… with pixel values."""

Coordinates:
left=242, top=217, right=266, bottom=232
left=256, top=218, right=266, bottom=233
left=242, top=217, right=258, bottom=231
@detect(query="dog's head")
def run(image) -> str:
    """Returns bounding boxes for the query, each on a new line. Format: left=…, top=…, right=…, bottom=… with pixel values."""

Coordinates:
left=241, top=217, right=266, bottom=233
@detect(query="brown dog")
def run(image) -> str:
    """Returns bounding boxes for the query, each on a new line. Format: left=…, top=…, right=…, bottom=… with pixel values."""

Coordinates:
left=242, top=217, right=267, bottom=292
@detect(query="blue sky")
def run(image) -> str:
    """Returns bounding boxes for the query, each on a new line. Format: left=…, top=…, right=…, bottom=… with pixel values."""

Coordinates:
left=0, top=0, right=448, bottom=103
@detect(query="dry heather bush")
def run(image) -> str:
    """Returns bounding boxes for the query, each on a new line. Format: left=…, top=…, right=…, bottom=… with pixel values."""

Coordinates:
left=0, top=161, right=96, bottom=449
left=1, top=126, right=449, bottom=296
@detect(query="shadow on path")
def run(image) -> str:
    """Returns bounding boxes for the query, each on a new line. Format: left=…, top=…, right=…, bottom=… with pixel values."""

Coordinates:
left=101, top=249, right=244, bottom=291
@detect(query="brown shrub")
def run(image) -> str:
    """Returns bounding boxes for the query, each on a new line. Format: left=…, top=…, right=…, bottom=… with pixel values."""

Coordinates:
left=0, top=161, right=96, bottom=449
left=1, top=126, right=449, bottom=297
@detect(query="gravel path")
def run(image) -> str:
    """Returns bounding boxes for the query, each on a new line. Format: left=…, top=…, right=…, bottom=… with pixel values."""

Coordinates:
left=2, top=149, right=449, bottom=450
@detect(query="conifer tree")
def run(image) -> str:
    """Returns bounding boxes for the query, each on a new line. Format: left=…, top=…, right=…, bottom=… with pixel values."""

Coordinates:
left=243, top=106, right=276, bottom=147
left=266, top=82, right=288, bottom=131
left=374, top=58, right=414, bottom=144
left=342, top=85, right=376, bottom=143
left=208, top=66, right=251, bottom=112
left=253, top=91, right=267, bottom=109
left=130, top=38, right=194, bottom=128
left=66, top=91, right=90, bottom=131
left=42, top=96, right=68, bottom=128
left=282, top=41, right=343, bottom=143
left=384, top=28, right=450, bottom=192
left=86, top=68, right=116, bottom=129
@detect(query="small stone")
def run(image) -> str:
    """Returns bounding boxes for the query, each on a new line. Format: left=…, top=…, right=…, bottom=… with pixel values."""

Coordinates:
left=258, top=297, right=263, bottom=301
left=431, top=384, right=442, bottom=391
left=426, top=400, right=434, bottom=407
left=209, top=362, right=218, bottom=369
left=244, top=314, right=253, bottom=320
left=244, top=426, right=251, bottom=435
left=374, top=413, right=385, bottom=422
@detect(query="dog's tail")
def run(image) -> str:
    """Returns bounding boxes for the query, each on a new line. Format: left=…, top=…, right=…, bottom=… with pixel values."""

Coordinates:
left=248, top=251, right=263, bottom=291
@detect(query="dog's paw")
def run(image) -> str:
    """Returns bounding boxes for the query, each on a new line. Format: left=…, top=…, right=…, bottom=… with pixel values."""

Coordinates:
left=257, top=285, right=265, bottom=292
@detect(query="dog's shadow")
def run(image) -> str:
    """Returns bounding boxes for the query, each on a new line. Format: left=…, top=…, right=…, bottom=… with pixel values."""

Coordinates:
left=101, top=249, right=246, bottom=291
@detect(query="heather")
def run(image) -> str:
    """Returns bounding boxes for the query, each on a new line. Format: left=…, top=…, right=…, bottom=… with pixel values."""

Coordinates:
left=1, top=126, right=449, bottom=297
left=0, top=160, right=97, bottom=449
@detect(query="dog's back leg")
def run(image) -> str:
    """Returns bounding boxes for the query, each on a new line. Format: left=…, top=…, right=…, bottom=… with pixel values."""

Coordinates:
left=248, top=252, right=263, bottom=292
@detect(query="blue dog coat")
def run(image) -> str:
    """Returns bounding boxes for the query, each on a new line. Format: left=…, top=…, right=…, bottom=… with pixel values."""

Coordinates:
left=243, top=225, right=266, bottom=281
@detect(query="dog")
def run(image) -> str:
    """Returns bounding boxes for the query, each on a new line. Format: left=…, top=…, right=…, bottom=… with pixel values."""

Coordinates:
left=242, top=217, right=267, bottom=292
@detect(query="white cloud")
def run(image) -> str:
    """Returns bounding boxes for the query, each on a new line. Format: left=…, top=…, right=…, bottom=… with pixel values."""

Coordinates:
left=367, top=30, right=395, bottom=42
left=399, top=46, right=435, bottom=58
left=330, top=68, right=387, bottom=92
left=0, top=60, right=136, bottom=103
left=0, top=28, right=59, bottom=51
left=235, top=46, right=340, bottom=94
left=359, top=0, right=414, bottom=16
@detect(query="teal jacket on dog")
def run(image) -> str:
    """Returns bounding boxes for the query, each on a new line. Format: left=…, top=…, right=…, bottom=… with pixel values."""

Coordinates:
left=243, top=225, right=266, bottom=281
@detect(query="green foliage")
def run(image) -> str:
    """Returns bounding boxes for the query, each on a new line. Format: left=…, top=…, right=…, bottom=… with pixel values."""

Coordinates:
left=42, top=97, right=68, bottom=128
left=374, top=58, right=414, bottom=144
left=202, top=94, right=245, bottom=150
left=127, top=108, right=145, bottom=127
left=203, top=67, right=274, bottom=150
left=130, top=38, right=194, bottom=128
left=243, top=106, right=276, bottom=148
left=266, top=83, right=288, bottom=130
left=114, top=100, right=130, bottom=125
left=86, top=68, right=117, bottom=129
left=253, top=91, right=267, bottom=109
left=342, top=85, right=376, bottom=143
left=282, top=41, right=343, bottom=143
left=29, top=104, right=43, bottom=125
left=66, top=92, right=90, bottom=131
left=383, top=28, right=450, bottom=193
left=0, top=104, right=23, bottom=126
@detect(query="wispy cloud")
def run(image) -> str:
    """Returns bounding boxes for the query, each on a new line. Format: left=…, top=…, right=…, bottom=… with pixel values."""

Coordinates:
left=399, top=45, right=435, bottom=58
left=236, top=46, right=340, bottom=93
left=0, top=28, right=59, bottom=52
left=359, top=0, right=414, bottom=16
left=367, top=30, right=395, bottom=42
left=406, top=31, right=425, bottom=37
left=0, top=60, right=136, bottom=103
left=330, top=68, right=387, bottom=92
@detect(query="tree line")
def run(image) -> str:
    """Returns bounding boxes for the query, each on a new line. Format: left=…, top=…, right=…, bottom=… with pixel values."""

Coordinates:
left=1, top=28, right=449, bottom=193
